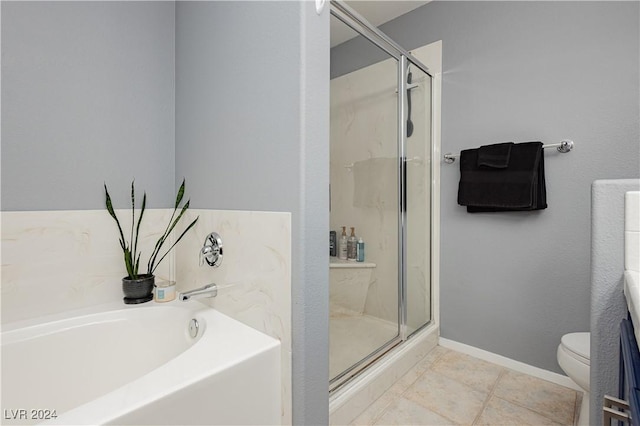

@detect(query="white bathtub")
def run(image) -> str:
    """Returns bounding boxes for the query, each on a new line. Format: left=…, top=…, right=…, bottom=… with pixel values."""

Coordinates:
left=1, top=300, right=281, bottom=425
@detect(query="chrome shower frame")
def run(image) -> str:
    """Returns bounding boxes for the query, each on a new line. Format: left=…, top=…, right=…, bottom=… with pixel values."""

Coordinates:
left=329, top=0, right=435, bottom=393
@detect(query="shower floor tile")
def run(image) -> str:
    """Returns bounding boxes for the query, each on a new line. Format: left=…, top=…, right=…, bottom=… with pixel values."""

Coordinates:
left=349, top=346, right=580, bottom=426
left=330, top=309, right=398, bottom=379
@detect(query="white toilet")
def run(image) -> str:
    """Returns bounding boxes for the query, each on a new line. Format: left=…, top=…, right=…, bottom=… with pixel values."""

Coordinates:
left=557, top=332, right=590, bottom=426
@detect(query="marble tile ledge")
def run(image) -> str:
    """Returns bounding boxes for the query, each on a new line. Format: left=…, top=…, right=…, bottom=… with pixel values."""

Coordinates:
left=330, top=257, right=377, bottom=269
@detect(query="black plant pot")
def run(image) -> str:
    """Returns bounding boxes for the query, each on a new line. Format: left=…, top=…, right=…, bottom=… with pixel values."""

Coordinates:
left=122, top=274, right=154, bottom=304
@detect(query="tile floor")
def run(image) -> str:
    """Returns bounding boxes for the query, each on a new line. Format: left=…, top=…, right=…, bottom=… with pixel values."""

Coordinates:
left=350, top=346, right=581, bottom=426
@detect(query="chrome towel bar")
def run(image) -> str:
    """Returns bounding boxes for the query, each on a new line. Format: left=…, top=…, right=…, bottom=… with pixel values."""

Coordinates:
left=443, top=140, right=574, bottom=164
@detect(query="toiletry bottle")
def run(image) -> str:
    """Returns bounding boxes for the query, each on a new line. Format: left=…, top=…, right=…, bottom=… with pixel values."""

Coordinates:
left=155, top=280, right=176, bottom=303
left=330, top=231, right=337, bottom=257
left=338, top=226, right=348, bottom=260
left=357, top=237, right=365, bottom=262
left=347, top=227, right=357, bottom=261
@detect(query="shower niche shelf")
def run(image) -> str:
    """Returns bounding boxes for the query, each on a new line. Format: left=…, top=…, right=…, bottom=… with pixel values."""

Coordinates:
left=329, top=258, right=377, bottom=269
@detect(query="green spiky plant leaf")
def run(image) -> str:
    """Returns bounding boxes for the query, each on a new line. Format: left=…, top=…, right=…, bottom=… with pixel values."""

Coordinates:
left=147, top=179, right=200, bottom=274
left=104, top=179, right=198, bottom=280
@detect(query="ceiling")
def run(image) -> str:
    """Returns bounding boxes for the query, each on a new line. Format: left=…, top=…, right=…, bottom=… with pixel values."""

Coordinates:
left=330, top=1, right=430, bottom=47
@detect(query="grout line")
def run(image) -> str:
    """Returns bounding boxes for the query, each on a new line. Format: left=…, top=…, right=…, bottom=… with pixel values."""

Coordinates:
left=441, top=342, right=579, bottom=425
left=397, top=345, right=450, bottom=397
left=572, top=391, right=582, bottom=426
left=489, top=395, right=570, bottom=426
left=362, top=394, right=397, bottom=426
left=395, top=347, right=461, bottom=426
left=408, top=347, right=491, bottom=426
left=503, top=369, right=578, bottom=425
left=491, top=393, right=576, bottom=425
left=439, top=338, right=581, bottom=391
left=423, top=346, right=450, bottom=370
left=399, top=347, right=449, bottom=396
left=471, top=368, right=507, bottom=425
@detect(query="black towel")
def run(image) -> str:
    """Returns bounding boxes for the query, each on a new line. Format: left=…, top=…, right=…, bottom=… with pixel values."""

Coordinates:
left=457, top=141, right=547, bottom=212
left=477, top=142, right=513, bottom=168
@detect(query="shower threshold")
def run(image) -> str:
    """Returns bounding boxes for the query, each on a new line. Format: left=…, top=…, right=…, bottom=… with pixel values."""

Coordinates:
left=329, top=320, right=438, bottom=424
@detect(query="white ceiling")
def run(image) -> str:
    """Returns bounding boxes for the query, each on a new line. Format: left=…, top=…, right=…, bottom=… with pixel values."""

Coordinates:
left=330, top=1, right=430, bottom=47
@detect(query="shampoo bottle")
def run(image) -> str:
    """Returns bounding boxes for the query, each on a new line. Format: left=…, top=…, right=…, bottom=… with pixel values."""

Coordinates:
left=357, top=238, right=365, bottom=262
left=347, top=227, right=357, bottom=261
left=330, top=231, right=337, bottom=257
left=338, top=226, right=348, bottom=260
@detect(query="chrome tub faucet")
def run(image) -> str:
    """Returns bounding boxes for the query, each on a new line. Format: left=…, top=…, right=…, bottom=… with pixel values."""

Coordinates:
left=179, top=283, right=218, bottom=301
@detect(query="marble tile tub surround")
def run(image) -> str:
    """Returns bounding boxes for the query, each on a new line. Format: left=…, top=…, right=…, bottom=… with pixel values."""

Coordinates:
left=175, top=209, right=292, bottom=425
left=1, top=209, right=174, bottom=324
left=1, top=208, right=292, bottom=424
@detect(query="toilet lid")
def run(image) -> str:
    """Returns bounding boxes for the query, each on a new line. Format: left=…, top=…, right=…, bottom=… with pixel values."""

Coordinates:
left=561, top=332, right=590, bottom=365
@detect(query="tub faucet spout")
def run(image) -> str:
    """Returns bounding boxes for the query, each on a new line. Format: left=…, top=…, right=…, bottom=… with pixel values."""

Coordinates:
left=179, top=283, right=218, bottom=301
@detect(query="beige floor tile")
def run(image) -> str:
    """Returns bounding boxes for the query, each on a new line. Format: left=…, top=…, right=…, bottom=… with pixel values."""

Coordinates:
left=351, top=391, right=400, bottom=426
left=374, top=396, right=457, bottom=426
left=493, top=370, right=577, bottom=425
left=405, top=370, right=488, bottom=425
left=475, top=396, right=563, bottom=425
left=431, top=350, right=505, bottom=393
left=389, top=346, right=451, bottom=394
left=420, top=345, right=451, bottom=368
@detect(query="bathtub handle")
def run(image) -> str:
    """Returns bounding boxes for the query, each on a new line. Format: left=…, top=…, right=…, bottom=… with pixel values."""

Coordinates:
left=200, top=232, right=223, bottom=268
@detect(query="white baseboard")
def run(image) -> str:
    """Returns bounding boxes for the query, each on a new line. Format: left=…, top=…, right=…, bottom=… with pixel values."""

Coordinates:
left=438, top=337, right=583, bottom=392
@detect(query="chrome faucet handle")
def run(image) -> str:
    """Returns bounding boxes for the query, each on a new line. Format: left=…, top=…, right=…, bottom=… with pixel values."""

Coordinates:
left=199, top=246, right=213, bottom=266
left=200, top=232, right=223, bottom=267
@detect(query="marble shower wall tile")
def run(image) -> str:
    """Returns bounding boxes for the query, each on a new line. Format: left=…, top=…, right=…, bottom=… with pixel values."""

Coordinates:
left=330, top=56, right=431, bottom=325
left=1, top=209, right=174, bottom=324
left=175, top=209, right=292, bottom=425
left=331, top=59, right=398, bottom=324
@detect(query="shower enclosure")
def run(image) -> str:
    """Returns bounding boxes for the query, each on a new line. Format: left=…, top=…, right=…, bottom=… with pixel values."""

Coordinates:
left=329, top=1, right=435, bottom=392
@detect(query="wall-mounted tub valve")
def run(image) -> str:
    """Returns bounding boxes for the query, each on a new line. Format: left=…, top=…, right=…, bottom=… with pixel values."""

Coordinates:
left=200, top=232, right=223, bottom=267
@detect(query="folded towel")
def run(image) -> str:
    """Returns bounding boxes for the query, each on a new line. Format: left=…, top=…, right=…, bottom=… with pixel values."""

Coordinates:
left=477, top=142, right=513, bottom=168
left=457, top=141, right=547, bottom=212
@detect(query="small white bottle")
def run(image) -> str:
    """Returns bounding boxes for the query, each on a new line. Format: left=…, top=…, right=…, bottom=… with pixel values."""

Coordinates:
left=338, top=226, right=348, bottom=260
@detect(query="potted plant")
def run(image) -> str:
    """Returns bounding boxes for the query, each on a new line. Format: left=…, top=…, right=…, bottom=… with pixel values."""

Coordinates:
left=104, top=179, right=198, bottom=304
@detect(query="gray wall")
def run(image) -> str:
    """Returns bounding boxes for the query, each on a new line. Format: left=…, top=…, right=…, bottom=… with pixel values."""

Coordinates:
left=590, top=179, right=640, bottom=426
left=332, top=1, right=640, bottom=373
left=1, top=1, right=176, bottom=211
left=175, top=2, right=329, bottom=424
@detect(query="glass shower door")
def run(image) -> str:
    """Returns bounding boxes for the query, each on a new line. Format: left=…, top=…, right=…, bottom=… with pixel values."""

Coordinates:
left=329, top=15, right=401, bottom=388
